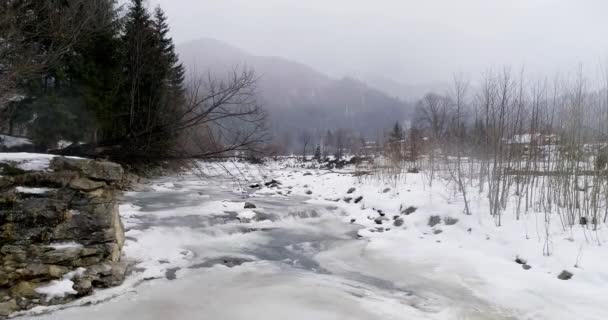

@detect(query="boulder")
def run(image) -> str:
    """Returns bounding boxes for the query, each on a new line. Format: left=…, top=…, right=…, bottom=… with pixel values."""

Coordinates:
left=0, top=156, right=126, bottom=317
left=50, top=157, right=123, bottom=182
left=244, top=202, right=256, bottom=209
left=428, top=215, right=441, bottom=227
left=69, top=177, right=107, bottom=191
left=401, top=206, right=417, bottom=215
left=0, top=300, right=18, bottom=317
left=558, top=270, right=573, bottom=280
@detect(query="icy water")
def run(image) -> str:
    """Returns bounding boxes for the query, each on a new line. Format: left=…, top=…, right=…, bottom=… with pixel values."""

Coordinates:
left=25, top=173, right=517, bottom=320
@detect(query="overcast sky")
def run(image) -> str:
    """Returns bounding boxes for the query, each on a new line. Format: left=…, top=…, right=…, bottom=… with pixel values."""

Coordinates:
left=152, top=0, right=608, bottom=86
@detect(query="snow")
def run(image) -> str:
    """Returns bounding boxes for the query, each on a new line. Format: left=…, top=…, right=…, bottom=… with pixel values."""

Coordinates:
left=15, top=186, right=54, bottom=194
left=48, top=242, right=84, bottom=250
left=0, top=152, right=56, bottom=171
left=0, top=134, right=33, bottom=148
left=0, top=152, right=83, bottom=171
left=35, top=268, right=86, bottom=300
left=21, top=159, right=608, bottom=320
left=237, top=210, right=257, bottom=220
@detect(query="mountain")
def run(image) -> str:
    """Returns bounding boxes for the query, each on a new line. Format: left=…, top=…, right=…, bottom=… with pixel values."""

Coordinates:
left=177, top=38, right=413, bottom=145
left=362, top=74, right=450, bottom=102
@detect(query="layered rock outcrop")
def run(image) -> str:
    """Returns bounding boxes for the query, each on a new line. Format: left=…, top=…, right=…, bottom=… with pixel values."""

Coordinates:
left=0, top=156, right=127, bottom=317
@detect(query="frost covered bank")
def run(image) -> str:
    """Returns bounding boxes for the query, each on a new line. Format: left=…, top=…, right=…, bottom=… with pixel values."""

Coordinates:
left=0, top=154, right=126, bottom=317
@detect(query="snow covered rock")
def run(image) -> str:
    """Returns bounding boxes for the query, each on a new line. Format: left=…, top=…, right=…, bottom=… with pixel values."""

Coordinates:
left=0, top=155, right=127, bottom=317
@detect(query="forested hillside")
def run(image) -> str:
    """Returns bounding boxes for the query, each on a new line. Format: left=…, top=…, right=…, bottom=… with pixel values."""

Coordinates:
left=178, top=38, right=413, bottom=153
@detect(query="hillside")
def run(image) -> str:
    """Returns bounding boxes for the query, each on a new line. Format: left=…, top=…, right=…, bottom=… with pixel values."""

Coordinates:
left=177, top=38, right=413, bottom=146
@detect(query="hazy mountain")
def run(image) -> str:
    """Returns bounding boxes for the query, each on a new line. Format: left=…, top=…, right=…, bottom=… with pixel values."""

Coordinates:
left=361, top=73, right=450, bottom=102
left=177, top=38, right=413, bottom=143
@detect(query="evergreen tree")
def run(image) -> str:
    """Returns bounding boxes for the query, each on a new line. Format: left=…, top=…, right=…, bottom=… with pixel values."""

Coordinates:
left=313, top=145, right=321, bottom=161
left=389, top=121, right=404, bottom=143
left=152, top=7, right=185, bottom=96
left=6, top=0, right=120, bottom=149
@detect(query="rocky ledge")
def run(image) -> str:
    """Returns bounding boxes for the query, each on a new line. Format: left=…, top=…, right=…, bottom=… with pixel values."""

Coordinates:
left=0, top=156, right=126, bottom=317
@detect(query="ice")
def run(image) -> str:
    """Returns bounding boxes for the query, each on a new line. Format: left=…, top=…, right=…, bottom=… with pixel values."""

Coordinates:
left=20, top=160, right=608, bottom=320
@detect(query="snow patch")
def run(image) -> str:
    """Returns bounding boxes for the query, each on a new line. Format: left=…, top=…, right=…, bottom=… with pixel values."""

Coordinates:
left=35, top=268, right=86, bottom=300
left=15, top=186, right=54, bottom=194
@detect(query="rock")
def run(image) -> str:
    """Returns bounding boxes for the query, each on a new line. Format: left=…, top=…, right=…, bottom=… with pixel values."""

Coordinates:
left=522, top=264, right=532, bottom=270
left=343, top=197, right=352, bottom=203
left=9, top=282, right=38, bottom=299
left=350, top=219, right=356, bottom=223
left=433, top=229, right=443, bottom=234
left=69, top=177, right=106, bottom=191
left=50, top=157, right=123, bottom=182
left=264, top=180, right=281, bottom=188
left=249, top=183, right=261, bottom=188
left=347, top=187, right=356, bottom=194
left=0, top=299, right=18, bottom=317
left=354, top=196, right=363, bottom=204
left=428, top=215, right=441, bottom=227
left=374, top=217, right=389, bottom=225
left=579, top=216, right=588, bottom=225
left=244, top=202, right=256, bottom=209
left=303, top=172, right=312, bottom=176
left=401, top=206, right=417, bottom=215
left=444, top=217, right=459, bottom=225
left=393, top=218, right=404, bottom=227
left=73, top=278, right=93, bottom=296
left=382, top=188, right=391, bottom=193
left=515, top=256, right=527, bottom=265
left=407, top=168, right=420, bottom=173
left=48, top=265, right=70, bottom=278
left=558, top=270, right=573, bottom=280
left=0, top=157, right=126, bottom=315
left=305, top=190, right=313, bottom=195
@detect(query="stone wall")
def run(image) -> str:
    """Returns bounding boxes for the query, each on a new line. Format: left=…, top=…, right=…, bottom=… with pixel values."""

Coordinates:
left=0, top=157, right=127, bottom=317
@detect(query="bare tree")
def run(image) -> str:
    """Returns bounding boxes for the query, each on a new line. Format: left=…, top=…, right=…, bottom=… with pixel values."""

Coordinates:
left=298, top=130, right=312, bottom=160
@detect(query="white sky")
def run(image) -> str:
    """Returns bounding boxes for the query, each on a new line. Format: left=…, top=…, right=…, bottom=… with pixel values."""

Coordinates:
left=152, top=0, right=608, bottom=86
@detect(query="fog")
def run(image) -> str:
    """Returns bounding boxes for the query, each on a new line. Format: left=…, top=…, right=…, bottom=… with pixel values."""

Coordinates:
left=153, top=0, right=608, bottom=88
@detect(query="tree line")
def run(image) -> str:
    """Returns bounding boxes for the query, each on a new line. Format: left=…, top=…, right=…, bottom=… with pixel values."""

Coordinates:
left=0, top=0, right=266, bottom=165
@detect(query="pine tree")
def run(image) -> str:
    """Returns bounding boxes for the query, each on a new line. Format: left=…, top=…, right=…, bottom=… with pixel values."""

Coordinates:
left=152, top=7, right=185, bottom=95
left=7, top=0, right=120, bottom=149
left=389, top=121, right=404, bottom=143
left=151, top=6, right=185, bottom=111
left=313, top=145, right=321, bottom=161
left=118, top=0, right=171, bottom=157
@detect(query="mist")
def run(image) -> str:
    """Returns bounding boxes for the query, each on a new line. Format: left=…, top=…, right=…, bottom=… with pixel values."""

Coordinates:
left=154, top=0, right=608, bottom=91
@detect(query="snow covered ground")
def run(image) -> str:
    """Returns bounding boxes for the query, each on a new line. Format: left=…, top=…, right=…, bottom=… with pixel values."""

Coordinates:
left=16, top=159, right=608, bottom=320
